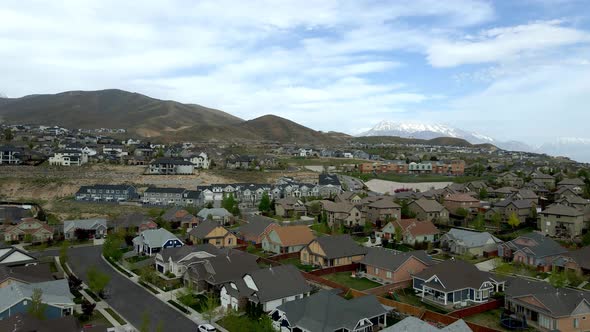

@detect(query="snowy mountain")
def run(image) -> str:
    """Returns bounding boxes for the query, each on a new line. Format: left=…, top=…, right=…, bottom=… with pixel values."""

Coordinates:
left=537, top=138, right=590, bottom=163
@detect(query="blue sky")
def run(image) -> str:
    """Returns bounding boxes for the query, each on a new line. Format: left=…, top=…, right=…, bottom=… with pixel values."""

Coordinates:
left=1, top=0, right=589, bottom=148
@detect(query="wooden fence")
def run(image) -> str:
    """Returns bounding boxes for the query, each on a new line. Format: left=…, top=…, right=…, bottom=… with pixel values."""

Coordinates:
left=308, top=263, right=359, bottom=276
left=448, top=299, right=502, bottom=319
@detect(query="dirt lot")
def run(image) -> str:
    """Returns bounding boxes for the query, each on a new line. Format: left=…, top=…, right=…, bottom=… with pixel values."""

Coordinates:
left=0, top=164, right=318, bottom=218
left=365, top=179, right=452, bottom=194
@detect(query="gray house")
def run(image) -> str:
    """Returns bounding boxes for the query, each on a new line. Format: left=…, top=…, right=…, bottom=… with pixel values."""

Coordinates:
left=148, top=157, right=195, bottom=175
left=142, top=187, right=187, bottom=206
left=440, top=229, right=502, bottom=257
left=63, top=218, right=107, bottom=239
left=75, top=184, right=138, bottom=202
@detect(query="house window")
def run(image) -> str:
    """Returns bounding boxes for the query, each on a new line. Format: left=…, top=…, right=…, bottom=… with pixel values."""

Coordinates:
left=375, top=268, right=380, bottom=275
left=574, top=318, right=579, bottom=328
left=386, top=271, right=392, bottom=279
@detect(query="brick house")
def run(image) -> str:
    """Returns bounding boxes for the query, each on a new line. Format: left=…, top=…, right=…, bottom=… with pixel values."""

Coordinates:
left=499, top=232, right=567, bottom=271
left=381, top=218, right=440, bottom=246
left=360, top=248, right=433, bottom=285
left=443, top=193, right=480, bottom=214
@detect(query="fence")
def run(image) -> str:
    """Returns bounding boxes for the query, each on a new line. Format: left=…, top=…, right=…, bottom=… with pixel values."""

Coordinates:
left=448, top=299, right=502, bottom=319
left=269, top=251, right=300, bottom=261
left=308, top=263, right=359, bottom=276
left=363, top=281, right=409, bottom=296
left=302, top=272, right=350, bottom=292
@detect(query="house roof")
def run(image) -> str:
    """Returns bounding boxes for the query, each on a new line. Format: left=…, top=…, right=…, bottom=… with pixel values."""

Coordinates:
left=160, top=243, right=220, bottom=262
left=239, top=215, right=277, bottom=238
left=63, top=218, right=107, bottom=233
left=514, top=189, right=538, bottom=200
left=560, top=246, right=590, bottom=271
left=150, top=157, right=194, bottom=165
left=368, top=198, right=401, bottom=209
left=382, top=316, right=472, bottom=332
left=532, top=173, right=554, bottom=180
left=322, top=201, right=356, bottom=213
left=445, top=193, right=479, bottom=203
left=542, top=203, right=583, bottom=217
left=188, top=220, right=226, bottom=239
left=187, top=250, right=259, bottom=285
left=0, top=246, right=38, bottom=266
left=197, top=208, right=232, bottom=219
left=271, top=225, right=315, bottom=247
left=0, top=279, right=74, bottom=311
left=414, top=260, right=498, bottom=292
left=360, top=248, right=433, bottom=272
left=393, top=219, right=439, bottom=238
left=310, top=235, right=367, bottom=259
left=504, top=232, right=567, bottom=258
left=558, top=178, right=585, bottom=186
left=246, top=265, right=312, bottom=303
left=443, top=229, right=502, bottom=248
left=144, top=187, right=186, bottom=194
left=411, top=197, right=445, bottom=212
left=276, top=290, right=387, bottom=332
left=135, top=228, right=181, bottom=248
left=318, top=174, right=341, bottom=187
left=505, top=277, right=590, bottom=318
left=0, top=263, right=54, bottom=284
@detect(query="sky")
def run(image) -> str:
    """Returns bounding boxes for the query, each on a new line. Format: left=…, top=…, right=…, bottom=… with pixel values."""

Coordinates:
left=1, top=0, right=590, bottom=148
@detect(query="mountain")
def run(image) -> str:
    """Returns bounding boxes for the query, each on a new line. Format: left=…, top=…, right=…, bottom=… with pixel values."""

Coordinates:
left=0, top=89, right=244, bottom=137
left=537, top=138, right=590, bottom=163
left=352, top=135, right=497, bottom=149
left=359, top=120, right=532, bottom=152
left=0, top=90, right=341, bottom=145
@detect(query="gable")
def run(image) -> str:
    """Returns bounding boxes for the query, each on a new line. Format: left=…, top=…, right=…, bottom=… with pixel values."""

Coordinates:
left=572, top=300, right=590, bottom=316
left=0, top=251, right=35, bottom=264
left=206, top=227, right=228, bottom=238
left=307, top=240, right=326, bottom=257
left=518, top=295, right=548, bottom=311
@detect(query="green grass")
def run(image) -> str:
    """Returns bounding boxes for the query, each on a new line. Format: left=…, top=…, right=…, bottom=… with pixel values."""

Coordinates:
left=310, top=223, right=332, bottom=235
left=104, top=307, right=126, bottom=325
left=391, top=289, right=449, bottom=314
left=280, top=257, right=315, bottom=272
left=168, top=300, right=190, bottom=314
left=178, top=294, right=219, bottom=313
left=247, top=247, right=272, bottom=258
left=105, top=256, right=133, bottom=277
left=125, top=255, right=151, bottom=263
left=138, top=281, right=160, bottom=294
left=493, top=260, right=543, bottom=279
left=322, top=272, right=381, bottom=291
left=464, top=308, right=524, bottom=332
left=85, top=289, right=101, bottom=302
left=85, top=310, right=114, bottom=328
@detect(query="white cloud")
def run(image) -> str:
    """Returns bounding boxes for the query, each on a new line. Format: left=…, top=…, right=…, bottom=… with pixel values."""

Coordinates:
left=427, top=20, right=590, bottom=67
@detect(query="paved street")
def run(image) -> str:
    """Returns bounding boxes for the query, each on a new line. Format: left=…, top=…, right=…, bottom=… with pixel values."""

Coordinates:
left=64, top=246, right=199, bottom=331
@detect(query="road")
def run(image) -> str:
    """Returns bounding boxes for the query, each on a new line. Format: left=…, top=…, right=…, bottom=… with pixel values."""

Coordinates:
left=340, top=175, right=365, bottom=191
left=59, top=246, right=199, bottom=331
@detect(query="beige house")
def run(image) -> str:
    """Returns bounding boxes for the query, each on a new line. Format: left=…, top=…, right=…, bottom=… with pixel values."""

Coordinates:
left=365, top=198, right=401, bottom=225
left=261, top=225, right=315, bottom=254
left=539, top=204, right=584, bottom=238
left=300, top=235, right=367, bottom=268
left=188, top=220, right=237, bottom=248
left=443, top=193, right=480, bottom=214
left=360, top=249, right=433, bottom=285
left=408, top=197, right=449, bottom=223
left=322, top=201, right=363, bottom=228
left=3, top=219, right=54, bottom=243
left=275, top=197, right=306, bottom=218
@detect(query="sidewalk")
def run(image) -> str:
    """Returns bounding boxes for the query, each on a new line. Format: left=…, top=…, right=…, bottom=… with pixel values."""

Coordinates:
left=102, top=255, right=230, bottom=331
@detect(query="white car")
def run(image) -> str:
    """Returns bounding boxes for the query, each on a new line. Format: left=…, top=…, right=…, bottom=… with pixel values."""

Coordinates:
left=198, top=324, right=216, bottom=332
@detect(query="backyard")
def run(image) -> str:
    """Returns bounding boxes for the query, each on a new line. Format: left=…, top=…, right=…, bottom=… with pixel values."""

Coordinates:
left=322, top=271, right=381, bottom=291
left=463, top=308, right=534, bottom=332
left=280, top=257, right=315, bottom=272
left=389, top=289, right=449, bottom=314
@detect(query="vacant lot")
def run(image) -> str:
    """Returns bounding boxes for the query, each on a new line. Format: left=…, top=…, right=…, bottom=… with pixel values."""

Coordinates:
left=322, top=271, right=381, bottom=290
left=365, top=179, right=452, bottom=194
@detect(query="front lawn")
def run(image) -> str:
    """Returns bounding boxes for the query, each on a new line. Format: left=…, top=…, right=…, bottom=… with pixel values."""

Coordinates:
left=125, top=255, right=151, bottom=263
left=280, top=258, right=315, bottom=272
left=322, top=272, right=381, bottom=290
left=178, top=293, right=220, bottom=313
left=218, top=313, right=274, bottom=331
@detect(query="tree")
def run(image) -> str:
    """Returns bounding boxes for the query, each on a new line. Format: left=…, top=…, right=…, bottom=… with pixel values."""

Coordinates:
left=363, top=222, right=374, bottom=234
left=68, top=275, right=82, bottom=291
left=472, top=213, right=485, bottom=231
left=74, top=228, right=91, bottom=241
left=59, top=241, right=68, bottom=266
left=308, top=201, right=322, bottom=215
left=102, top=233, right=124, bottom=261
left=491, top=212, right=503, bottom=231
left=529, top=205, right=538, bottom=220
left=3, top=128, right=13, bottom=141
left=258, top=192, right=271, bottom=214
left=478, top=187, right=489, bottom=200
left=139, top=267, right=158, bottom=285
left=507, top=212, right=521, bottom=229
left=320, top=211, right=328, bottom=224
left=139, top=311, right=151, bottom=332
left=87, top=266, right=110, bottom=297
left=202, top=294, right=220, bottom=323
left=81, top=300, right=96, bottom=316
left=394, top=225, right=403, bottom=245
left=455, top=208, right=469, bottom=219
left=28, top=288, right=46, bottom=320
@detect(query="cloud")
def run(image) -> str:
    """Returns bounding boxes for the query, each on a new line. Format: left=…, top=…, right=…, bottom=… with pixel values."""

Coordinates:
left=427, top=20, right=590, bottom=67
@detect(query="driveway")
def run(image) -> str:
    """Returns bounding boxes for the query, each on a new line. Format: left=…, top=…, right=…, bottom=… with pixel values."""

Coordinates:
left=475, top=258, right=498, bottom=272
left=66, top=246, right=199, bottom=331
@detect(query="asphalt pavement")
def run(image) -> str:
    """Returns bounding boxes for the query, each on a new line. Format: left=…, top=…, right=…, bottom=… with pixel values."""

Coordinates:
left=63, top=246, right=199, bottom=332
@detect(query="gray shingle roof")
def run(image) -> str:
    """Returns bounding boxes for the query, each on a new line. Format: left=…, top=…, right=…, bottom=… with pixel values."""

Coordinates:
left=187, top=251, right=259, bottom=285
left=0, top=263, right=54, bottom=284
left=505, top=232, right=567, bottom=258
left=360, top=248, right=433, bottom=272
left=188, top=220, right=224, bottom=239
left=443, top=229, right=502, bottom=249
left=311, top=235, right=368, bottom=259
left=382, top=316, right=473, bottom=332
left=542, top=203, right=583, bottom=217
left=0, top=279, right=74, bottom=311
left=411, top=197, right=445, bottom=212
left=246, top=265, right=311, bottom=303
left=63, top=218, right=107, bottom=233
left=276, top=290, right=387, bottom=332
left=160, top=243, right=220, bottom=262
left=239, top=215, right=276, bottom=238
left=414, top=260, right=498, bottom=292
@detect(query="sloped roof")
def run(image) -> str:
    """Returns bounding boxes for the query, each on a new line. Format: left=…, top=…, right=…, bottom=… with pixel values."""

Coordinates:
left=382, top=316, right=472, bottom=332
left=0, top=313, right=80, bottom=332
left=0, top=246, right=37, bottom=266
left=276, top=290, right=387, bottom=332
left=368, top=198, right=401, bottom=209
left=271, top=225, right=315, bottom=247
left=160, top=243, right=220, bottom=262
left=360, top=248, right=433, bottom=272
left=558, top=178, right=585, bottom=186
left=505, top=232, right=567, bottom=258
left=444, top=229, right=502, bottom=248
left=542, top=203, right=583, bottom=217
left=187, top=251, right=259, bottom=285
left=197, top=208, right=232, bottom=219
left=411, top=197, right=445, bottom=212
left=414, top=260, right=496, bottom=292
left=188, top=220, right=226, bottom=239
left=247, top=265, right=311, bottom=303
left=239, top=215, right=277, bottom=238
left=0, top=279, right=74, bottom=311
left=137, top=228, right=181, bottom=247
left=445, top=193, right=479, bottom=203
left=63, top=218, right=107, bottom=233
left=311, top=235, right=368, bottom=259
left=394, top=219, right=439, bottom=237
left=0, top=263, right=54, bottom=284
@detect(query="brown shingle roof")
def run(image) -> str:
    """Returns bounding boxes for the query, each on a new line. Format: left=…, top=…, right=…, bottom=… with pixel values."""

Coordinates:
left=272, top=225, right=315, bottom=246
left=394, top=219, right=439, bottom=237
